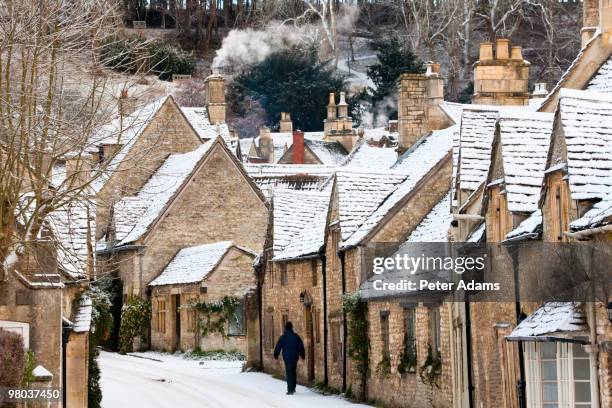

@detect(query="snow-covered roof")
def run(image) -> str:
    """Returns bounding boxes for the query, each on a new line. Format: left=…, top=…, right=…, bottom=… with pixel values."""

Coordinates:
left=361, top=126, right=398, bottom=143
left=341, top=142, right=397, bottom=170
left=440, top=102, right=464, bottom=124
left=506, top=302, right=587, bottom=340
left=47, top=196, right=95, bottom=279
left=273, top=190, right=331, bottom=261
left=467, top=222, right=486, bottom=243
left=556, top=89, right=612, bottom=200
left=72, top=296, right=92, bottom=333
left=272, top=190, right=331, bottom=257
left=115, top=141, right=214, bottom=245
left=180, top=107, right=234, bottom=146
left=304, top=140, right=348, bottom=165
left=245, top=164, right=334, bottom=199
left=570, top=195, right=612, bottom=231
left=497, top=111, right=554, bottom=213
left=586, top=56, right=612, bottom=93
left=342, top=127, right=453, bottom=247
left=335, top=169, right=407, bottom=242
left=457, top=108, right=500, bottom=192
left=505, top=209, right=542, bottom=241
left=405, top=193, right=451, bottom=242
left=149, top=241, right=248, bottom=286
left=252, top=132, right=324, bottom=163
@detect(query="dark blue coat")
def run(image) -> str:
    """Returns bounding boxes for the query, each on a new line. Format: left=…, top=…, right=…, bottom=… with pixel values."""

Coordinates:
left=273, top=329, right=305, bottom=363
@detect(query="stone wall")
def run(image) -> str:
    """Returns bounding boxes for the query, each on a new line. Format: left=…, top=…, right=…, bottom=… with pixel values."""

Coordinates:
left=261, top=258, right=326, bottom=385
left=66, top=331, right=89, bottom=407
left=150, top=248, right=256, bottom=353
left=366, top=301, right=453, bottom=408
left=139, top=143, right=267, bottom=289
left=96, top=97, right=202, bottom=240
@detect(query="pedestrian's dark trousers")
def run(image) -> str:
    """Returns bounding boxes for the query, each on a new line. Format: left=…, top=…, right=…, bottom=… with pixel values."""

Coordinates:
left=285, top=361, right=297, bottom=392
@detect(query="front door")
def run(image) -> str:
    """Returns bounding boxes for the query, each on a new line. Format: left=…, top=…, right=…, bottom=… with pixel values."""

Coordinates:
left=305, top=306, right=315, bottom=382
left=174, top=294, right=181, bottom=351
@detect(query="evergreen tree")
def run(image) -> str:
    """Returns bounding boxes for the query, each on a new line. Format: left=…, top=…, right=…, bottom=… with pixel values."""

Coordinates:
left=232, top=46, right=348, bottom=132
left=366, top=37, right=425, bottom=120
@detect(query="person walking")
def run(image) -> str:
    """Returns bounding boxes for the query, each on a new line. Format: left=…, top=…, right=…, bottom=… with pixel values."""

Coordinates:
left=273, top=321, right=305, bottom=395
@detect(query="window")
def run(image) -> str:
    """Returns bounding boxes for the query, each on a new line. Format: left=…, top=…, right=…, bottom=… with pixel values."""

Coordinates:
left=404, top=307, right=417, bottom=367
left=331, top=321, right=342, bottom=362
left=228, top=301, right=245, bottom=336
left=156, top=297, right=167, bottom=333
left=282, top=314, right=288, bottom=330
left=267, top=261, right=274, bottom=288
left=280, top=264, right=288, bottom=286
left=311, top=259, right=318, bottom=287
left=330, top=228, right=340, bottom=271
left=524, top=340, right=592, bottom=408
left=429, top=306, right=441, bottom=357
left=380, top=312, right=390, bottom=360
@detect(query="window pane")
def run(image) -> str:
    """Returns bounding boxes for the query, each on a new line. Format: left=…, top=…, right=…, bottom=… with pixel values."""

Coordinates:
left=543, top=405, right=558, bottom=408
left=572, top=343, right=588, bottom=358
left=542, top=383, right=558, bottom=402
left=573, top=359, right=590, bottom=381
left=574, top=382, right=591, bottom=403
left=541, top=342, right=557, bottom=359
left=541, top=361, right=557, bottom=380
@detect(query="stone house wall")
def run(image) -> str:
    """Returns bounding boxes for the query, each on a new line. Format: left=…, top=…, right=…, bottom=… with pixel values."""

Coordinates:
left=96, top=97, right=202, bottom=240
left=150, top=248, right=256, bottom=353
left=366, top=301, right=453, bottom=408
left=138, top=143, right=267, bottom=290
left=261, top=258, right=326, bottom=385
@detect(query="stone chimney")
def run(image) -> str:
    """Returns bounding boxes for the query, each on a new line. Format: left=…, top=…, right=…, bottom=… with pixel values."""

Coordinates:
left=582, top=0, right=599, bottom=45
left=292, top=130, right=305, bottom=164
left=327, top=92, right=337, bottom=120
left=472, top=39, right=530, bottom=106
left=279, top=112, right=293, bottom=133
left=531, top=83, right=548, bottom=99
left=205, top=74, right=226, bottom=124
left=118, top=90, right=136, bottom=116
left=337, top=92, right=349, bottom=118
left=397, top=61, right=448, bottom=154
left=258, top=127, right=274, bottom=163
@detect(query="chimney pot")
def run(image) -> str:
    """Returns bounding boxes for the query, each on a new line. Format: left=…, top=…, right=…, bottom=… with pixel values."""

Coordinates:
left=495, top=38, right=510, bottom=59
left=292, top=130, right=305, bottom=165
left=510, top=46, right=523, bottom=61
left=328, top=93, right=336, bottom=106
left=479, top=43, right=494, bottom=61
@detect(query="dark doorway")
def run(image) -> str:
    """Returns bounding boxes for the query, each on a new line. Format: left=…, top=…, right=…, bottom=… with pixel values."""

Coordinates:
left=174, top=294, right=181, bottom=350
left=305, top=305, right=315, bottom=382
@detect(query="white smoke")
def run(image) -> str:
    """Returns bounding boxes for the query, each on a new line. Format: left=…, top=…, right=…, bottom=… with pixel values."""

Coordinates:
left=361, top=96, right=397, bottom=128
left=336, top=5, right=360, bottom=34
left=212, top=24, right=318, bottom=72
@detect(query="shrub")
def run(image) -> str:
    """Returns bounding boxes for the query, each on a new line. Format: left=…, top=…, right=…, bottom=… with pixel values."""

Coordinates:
left=148, top=41, right=196, bottom=81
left=119, top=295, right=151, bottom=353
left=0, top=328, right=25, bottom=387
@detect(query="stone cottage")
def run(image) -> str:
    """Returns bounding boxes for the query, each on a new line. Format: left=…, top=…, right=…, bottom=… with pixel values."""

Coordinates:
left=148, top=241, right=259, bottom=357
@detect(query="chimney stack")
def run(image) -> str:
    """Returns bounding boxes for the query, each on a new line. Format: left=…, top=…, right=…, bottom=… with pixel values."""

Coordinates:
left=397, top=61, right=449, bottom=154
left=473, top=39, right=530, bottom=106
left=258, top=127, right=274, bottom=163
left=118, top=90, right=136, bottom=116
left=205, top=74, right=227, bottom=124
left=292, top=130, right=305, bottom=164
left=531, top=83, right=548, bottom=99
left=327, top=93, right=337, bottom=120
left=495, top=38, right=510, bottom=59
left=337, top=92, right=349, bottom=118
left=279, top=112, right=293, bottom=133
left=603, top=0, right=612, bottom=41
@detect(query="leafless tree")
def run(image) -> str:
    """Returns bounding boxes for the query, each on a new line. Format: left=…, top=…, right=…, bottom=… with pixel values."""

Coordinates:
left=0, top=0, right=155, bottom=281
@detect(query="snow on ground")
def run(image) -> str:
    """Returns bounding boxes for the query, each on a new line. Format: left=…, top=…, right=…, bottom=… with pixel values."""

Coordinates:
left=99, top=350, right=368, bottom=408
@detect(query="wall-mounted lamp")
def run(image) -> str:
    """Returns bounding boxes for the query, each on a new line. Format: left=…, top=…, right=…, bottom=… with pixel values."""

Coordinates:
left=299, top=292, right=305, bottom=303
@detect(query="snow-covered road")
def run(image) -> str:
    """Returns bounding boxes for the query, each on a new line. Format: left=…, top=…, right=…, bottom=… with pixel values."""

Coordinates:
left=99, top=350, right=368, bottom=408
